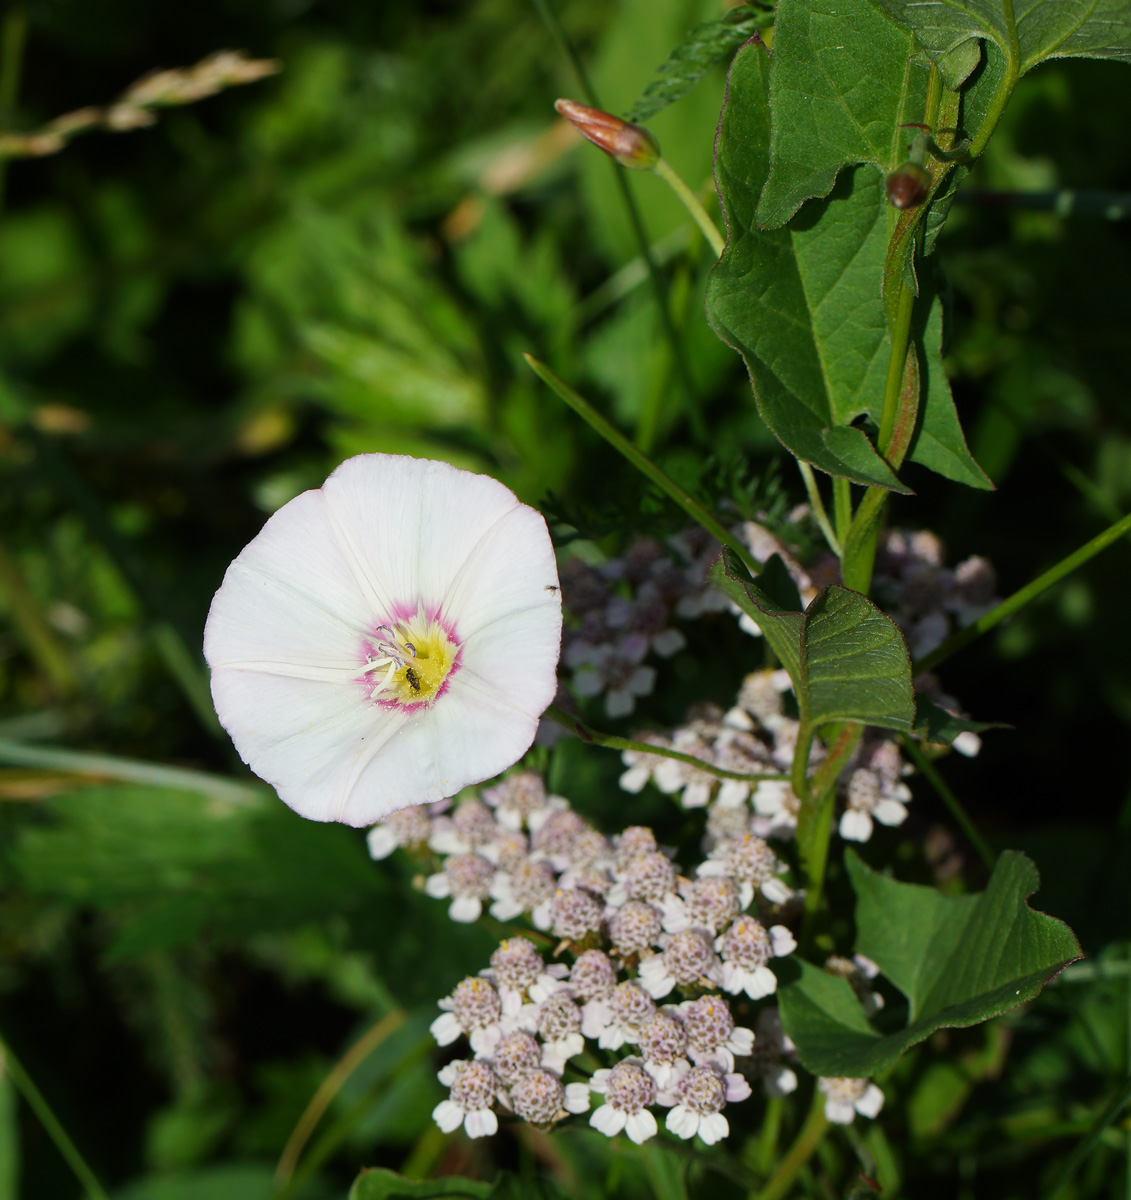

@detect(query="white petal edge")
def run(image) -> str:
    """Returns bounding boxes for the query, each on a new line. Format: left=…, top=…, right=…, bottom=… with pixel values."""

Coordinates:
left=432, top=1099, right=465, bottom=1133
left=624, top=1109, right=658, bottom=1144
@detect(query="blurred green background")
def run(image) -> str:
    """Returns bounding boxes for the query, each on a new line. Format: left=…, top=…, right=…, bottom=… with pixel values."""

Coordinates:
left=0, top=0, right=1128, bottom=1196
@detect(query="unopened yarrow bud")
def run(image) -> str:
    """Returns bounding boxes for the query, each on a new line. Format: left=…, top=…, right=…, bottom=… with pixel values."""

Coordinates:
left=555, top=98, right=660, bottom=170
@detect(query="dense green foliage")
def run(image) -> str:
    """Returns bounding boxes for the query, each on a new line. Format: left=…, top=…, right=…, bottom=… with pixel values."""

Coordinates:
left=1, top=0, right=1130, bottom=1197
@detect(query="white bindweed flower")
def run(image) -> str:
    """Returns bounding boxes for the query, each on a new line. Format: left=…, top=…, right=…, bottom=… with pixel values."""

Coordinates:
left=204, top=454, right=562, bottom=826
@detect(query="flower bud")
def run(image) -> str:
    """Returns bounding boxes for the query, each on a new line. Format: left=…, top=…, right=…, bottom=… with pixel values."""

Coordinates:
left=885, top=162, right=931, bottom=209
left=554, top=99, right=659, bottom=170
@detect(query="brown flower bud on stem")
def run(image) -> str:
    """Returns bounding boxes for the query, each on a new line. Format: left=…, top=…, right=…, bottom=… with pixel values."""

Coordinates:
left=554, top=99, right=659, bottom=170
left=885, top=162, right=931, bottom=209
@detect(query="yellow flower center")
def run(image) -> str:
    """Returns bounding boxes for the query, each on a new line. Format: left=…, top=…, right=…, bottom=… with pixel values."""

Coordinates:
left=363, top=611, right=460, bottom=707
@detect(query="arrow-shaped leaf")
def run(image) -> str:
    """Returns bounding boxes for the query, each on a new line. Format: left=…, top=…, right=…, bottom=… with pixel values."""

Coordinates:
left=776, top=850, right=1082, bottom=1077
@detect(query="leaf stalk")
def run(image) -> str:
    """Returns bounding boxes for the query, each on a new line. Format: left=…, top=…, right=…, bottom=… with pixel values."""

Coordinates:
left=652, top=156, right=726, bottom=258
left=544, top=703, right=787, bottom=786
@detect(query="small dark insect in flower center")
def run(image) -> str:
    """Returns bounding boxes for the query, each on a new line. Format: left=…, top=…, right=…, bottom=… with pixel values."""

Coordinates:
left=405, top=667, right=421, bottom=692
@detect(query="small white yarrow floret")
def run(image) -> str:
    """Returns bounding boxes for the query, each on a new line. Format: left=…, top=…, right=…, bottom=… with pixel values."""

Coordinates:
left=663, top=1062, right=751, bottom=1145
left=425, top=852, right=495, bottom=923
left=819, top=1076, right=885, bottom=1124
left=431, top=977, right=507, bottom=1054
left=638, top=930, right=721, bottom=999
left=589, top=1059, right=659, bottom=1144
left=510, top=1069, right=591, bottom=1125
left=716, top=916, right=796, bottom=999
left=433, top=1060, right=501, bottom=1139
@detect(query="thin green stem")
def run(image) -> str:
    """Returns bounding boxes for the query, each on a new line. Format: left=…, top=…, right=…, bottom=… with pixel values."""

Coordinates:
left=755, top=1090, right=830, bottom=1200
left=531, top=0, right=706, bottom=439
left=272, top=1037, right=435, bottom=1200
left=0, top=3, right=28, bottom=212
left=798, top=461, right=840, bottom=556
left=0, top=738, right=264, bottom=805
left=652, top=156, right=725, bottom=258
left=275, top=1010, right=405, bottom=1183
left=833, top=476, right=853, bottom=549
left=900, top=735, right=995, bottom=872
left=524, top=356, right=760, bottom=574
left=545, top=704, right=786, bottom=785
left=958, top=188, right=1131, bottom=220
left=968, top=0, right=1021, bottom=160
left=576, top=226, right=690, bottom=324
left=0, top=1036, right=110, bottom=1200
left=916, top=509, right=1131, bottom=674
left=752, top=1094, right=783, bottom=1176
left=1046, top=1075, right=1131, bottom=1200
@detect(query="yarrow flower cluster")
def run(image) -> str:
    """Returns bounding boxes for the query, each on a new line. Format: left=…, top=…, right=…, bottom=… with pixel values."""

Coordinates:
left=616, top=668, right=918, bottom=847
left=872, top=528, right=999, bottom=662
left=559, top=520, right=815, bottom=718
left=369, top=771, right=807, bottom=1145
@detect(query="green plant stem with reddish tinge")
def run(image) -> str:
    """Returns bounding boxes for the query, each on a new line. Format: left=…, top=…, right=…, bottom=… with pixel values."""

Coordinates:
left=795, top=722, right=863, bottom=947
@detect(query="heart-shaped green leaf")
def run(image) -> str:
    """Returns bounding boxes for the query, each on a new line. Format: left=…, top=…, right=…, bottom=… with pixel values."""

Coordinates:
left=708, top=38, right=908, bottom=490
left=708, top=37, right=989, bottom=491
left=755, top=0, right=930, bottom=229
left=776, top=850, right=1082, bottom=1076
left=710, top=549, right=915, bottom=733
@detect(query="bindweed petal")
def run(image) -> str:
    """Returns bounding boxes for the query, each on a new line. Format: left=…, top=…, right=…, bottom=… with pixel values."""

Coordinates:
left=205, top=454, right=562, bottom=826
